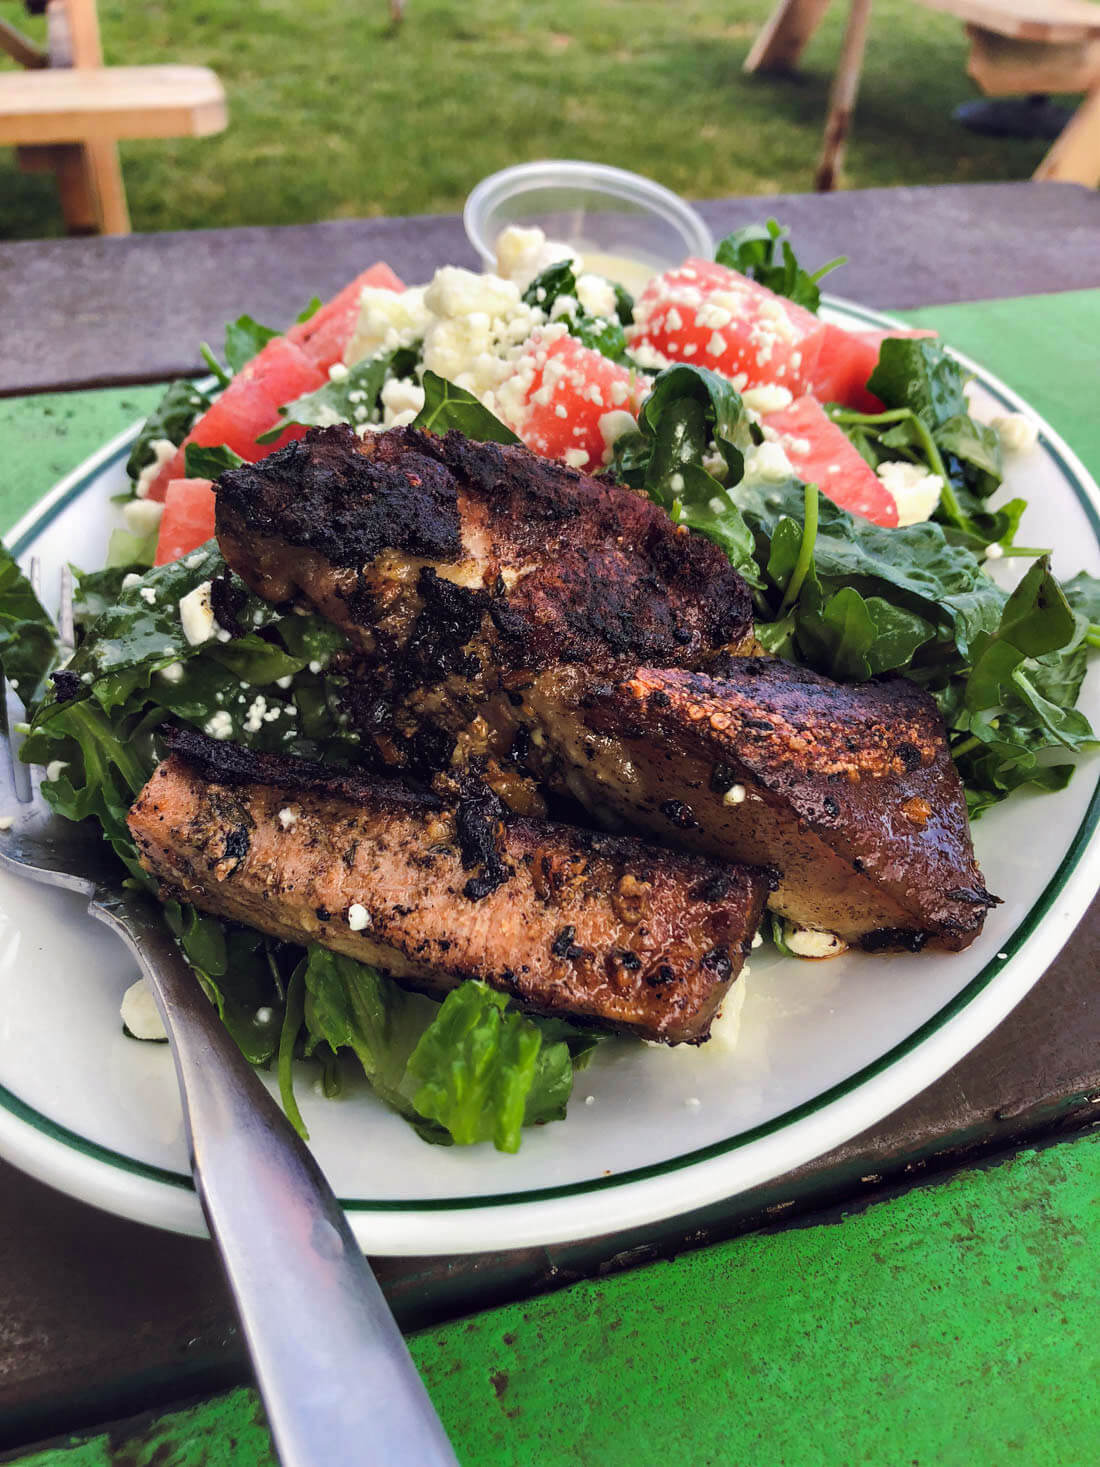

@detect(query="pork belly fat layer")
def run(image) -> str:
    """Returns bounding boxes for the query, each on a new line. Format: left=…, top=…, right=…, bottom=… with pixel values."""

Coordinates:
left=566, top=658, right=998, bottom=951
left=215, top=425, right=755, bottom=681
left=128, top=735, right=772, bottom=1043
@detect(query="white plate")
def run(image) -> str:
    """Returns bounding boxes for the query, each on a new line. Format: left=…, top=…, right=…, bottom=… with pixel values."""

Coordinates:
left=0, top=299, right=1097, bottom=1255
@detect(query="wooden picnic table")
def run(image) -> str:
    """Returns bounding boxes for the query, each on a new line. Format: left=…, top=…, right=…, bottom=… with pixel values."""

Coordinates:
left=0, top=181, right=1097, bottom=1461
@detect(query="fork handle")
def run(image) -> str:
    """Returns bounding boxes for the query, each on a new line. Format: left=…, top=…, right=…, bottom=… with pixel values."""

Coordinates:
left=91, top=890, right=459, bottom=1467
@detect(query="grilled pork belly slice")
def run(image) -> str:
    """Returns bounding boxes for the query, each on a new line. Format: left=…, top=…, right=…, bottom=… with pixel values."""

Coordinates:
left=127, top=729, right=772, bottom=1044
left=522, top=658, right=998, bottom=952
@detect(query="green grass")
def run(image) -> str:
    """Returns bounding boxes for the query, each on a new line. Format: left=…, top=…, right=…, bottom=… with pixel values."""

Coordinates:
left=1, top=0, right=1056, bottom=240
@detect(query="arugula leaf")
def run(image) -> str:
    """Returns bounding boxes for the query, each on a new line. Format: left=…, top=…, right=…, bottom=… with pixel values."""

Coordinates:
left=0, top=544, right=59, bottom=708
left=224, top=315, right=281, bottom=374
left=125, top=380, right=211, bottom=483
left=296, top=295, right=323, bottom=324
left=714, top=219, right=844, bottom=313
left=1063, top=571, right=1100, bottom=642
left=256, top=345, right=420, bottom=442
left=412, top=372, right=520, bottom=444
left=184, top=443, right=244, bottom=480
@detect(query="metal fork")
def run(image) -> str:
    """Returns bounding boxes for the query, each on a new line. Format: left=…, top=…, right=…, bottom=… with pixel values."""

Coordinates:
left=0, top=561, right=459, bottom=1467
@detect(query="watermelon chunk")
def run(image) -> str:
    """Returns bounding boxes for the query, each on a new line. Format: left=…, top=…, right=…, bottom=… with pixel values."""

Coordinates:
left=762, top=395, right=899, bottom=527
left=144, top=262, right=404, bottom=500
left=288, top=261, right=405, bottom=369
left=509, top=332, right=647, bottom=472
left=809, top=323, right=938, bottom=413
left=155, top=478, right=216, bottom=565
left=627, top=259, right=828, bottom=395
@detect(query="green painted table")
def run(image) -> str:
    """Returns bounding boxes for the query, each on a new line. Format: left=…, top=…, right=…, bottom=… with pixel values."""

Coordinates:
left=0, top=190, right=1097, bottom=1465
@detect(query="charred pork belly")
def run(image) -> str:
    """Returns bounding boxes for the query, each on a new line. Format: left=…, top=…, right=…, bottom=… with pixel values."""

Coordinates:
left=128, top=729, right=771, bottom=1044
left=215, top=426, right=996, bottom=953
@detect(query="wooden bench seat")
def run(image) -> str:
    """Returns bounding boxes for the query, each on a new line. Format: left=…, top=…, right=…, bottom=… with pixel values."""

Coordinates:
left=0, top=65, right=227, bottom=146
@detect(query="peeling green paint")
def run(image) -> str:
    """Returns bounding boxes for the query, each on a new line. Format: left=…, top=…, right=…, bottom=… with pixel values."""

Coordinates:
left=11, top=1137, right=1100, bottom=1466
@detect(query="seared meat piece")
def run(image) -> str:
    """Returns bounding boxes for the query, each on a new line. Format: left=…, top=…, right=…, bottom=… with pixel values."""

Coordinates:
left=128, top=729, right=771, bottom=1044
left=214, top=426, right=995, bottom=952
left=216, top=423, right=754, bottom=724
left=505, top=658, right=999, bottom=952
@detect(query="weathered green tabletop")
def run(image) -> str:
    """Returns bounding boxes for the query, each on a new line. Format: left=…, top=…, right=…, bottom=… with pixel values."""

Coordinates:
left=0, top=187, right=1097, bottom=1465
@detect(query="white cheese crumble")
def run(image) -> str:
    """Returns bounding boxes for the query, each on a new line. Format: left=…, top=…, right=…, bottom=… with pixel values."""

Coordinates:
left=121, top=573, right=142, bottom=590
left=876, top=460, right=943, bottom=526
left=563, top=448, right=589, bottom=469
left=328, top=361, right=350, bottom=381
left=346, top=903, right=371, bottom=931
left=380, top=375, right=426, bottom=428
left=277, top=806, right=299, bottom=830
left=179, top=581, right=216, bottom=646
left=984, top=542, right=1005, bottom=561
left=243, top=696, right=267, bottom=734
left=706, top=974, right=748, bottom=1052
left=741, top=383, right=793, bottom=416
left=139, top=587, right=157, bottom=606
left=344, top=284, right=431, bottom=367
left=122, top=498, right=164, bottom=535
left=575, top=273, right=617, bottom=320
left=494, top=225, right=576, bottom=290
left=120, top=978, right=167, bottom=1041
left=204, top=710, right=233, bottom=740
left=743, top=440, right=795, bottom=485
left=158, top=661, right=185, bottom=684
left=45, top=760, right=68, bottom=782
left=134, top=438, right=177, bottom=499
left=992, top=413, right=1038, bottom=456
left=782, top=922, right=849, bottom=959
left=0, top=817, right=14, bottom=832
left=255, top=1006, right=274, bottom=1024
left=722, top=783, right=746, bottom=806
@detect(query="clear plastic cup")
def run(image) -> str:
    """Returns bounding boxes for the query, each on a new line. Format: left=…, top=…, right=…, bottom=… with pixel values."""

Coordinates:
left=463, top=160, right=714, bottom=293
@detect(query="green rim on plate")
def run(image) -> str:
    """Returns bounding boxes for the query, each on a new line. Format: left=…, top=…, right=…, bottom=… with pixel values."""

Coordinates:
left=3, top=310, right=1098, bottom=1217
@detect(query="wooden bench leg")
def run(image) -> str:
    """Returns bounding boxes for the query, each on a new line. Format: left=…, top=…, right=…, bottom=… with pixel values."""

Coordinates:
left=814, top=0, right=873, bottom=192
left=84, top=137, right=130, bottom=234
left=744, top=0, right=834, bottom=74
left=1033, top=83, right=1100, bottom=188
left=46, top=138, right=130, bottom=236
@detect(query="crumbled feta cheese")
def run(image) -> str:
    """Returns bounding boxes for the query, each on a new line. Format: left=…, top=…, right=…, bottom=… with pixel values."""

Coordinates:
left=782, top=922, right=848, bottom=959
left=277, top=806, right=299, bottom=830
left=597, top=409, right=637, bottom=454
left=204, top=710, right=233, bottom=740
left=575, top=273, right=617, bottom=320
left=741, top=383, right=793, bottom=416
left=706, top=975, right=748, bottom=1052
left=684, top=1096, right=702, bottom=1110
left=992, top=413, right=1038, bottom=456
left=121, top=573, right=142, bottom=590
left=122, top=498, right=164, bottom=535
left=344, top=284, right=431, bottom=366
left=380, top=375, right=426, bottom=427
left=308, top=659, right=323, bottom=675
left=243, top=695, right=267, bottom=734
left=876, top=460, right=943, bottom=526
left=134, top=438, right=177, bottom=499
left=158, top=661, right=185, bottom=684
left=139, top=587, right=157, bottom=606
left=255, top=1006, right=274, bottom=1024
left=984, top=542, right=1005, bottom=561
left=120, top=978, right=167, bottom=1041
left=722, top=783, right=746, bottom=806
left=347, top=903, right=371, bottom=931
left=0, top=817, right=14, bottom=832
left=584, top=1094, right=596, bottom=1106
left=179, top=581, right=216, bottom=645
left=494, top=225, right=576, bottom=289
left=45, top=760, right=68, bottom=782
left=563, top=448, right=589, bottom=469
left=743, top=440, right=795, bottom=485
left=328, top=361, right=349, bottom=381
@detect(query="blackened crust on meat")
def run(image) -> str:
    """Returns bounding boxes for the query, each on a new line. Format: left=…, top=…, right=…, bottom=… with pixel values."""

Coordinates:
left=217, top=424, right=464, bottom=572
left=454, top=776, right=512, bottom=901
left=163, top=725, right=445, bottom=816
left=216, top=425, right=754, bottom=676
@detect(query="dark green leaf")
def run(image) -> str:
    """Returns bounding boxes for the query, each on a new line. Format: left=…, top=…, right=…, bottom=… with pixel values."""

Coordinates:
left=866, top=339, right=968, bottom=430
left=224, top=315, right=281, bottom=375
left=714, top=218, right=844, bottom=313
left=412, top=372, right=520, bottom=444
left=125, top=379, right=210, bottom=483
left=0, top=544, right=59, bottom=708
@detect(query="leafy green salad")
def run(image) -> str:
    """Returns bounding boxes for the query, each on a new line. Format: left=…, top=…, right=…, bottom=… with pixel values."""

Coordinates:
left=3, top=221, right=1097, bottom=1153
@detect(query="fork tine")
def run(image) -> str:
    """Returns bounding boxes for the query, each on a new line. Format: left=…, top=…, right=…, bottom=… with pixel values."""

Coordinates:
left=58, top=565, right=75, bottom=654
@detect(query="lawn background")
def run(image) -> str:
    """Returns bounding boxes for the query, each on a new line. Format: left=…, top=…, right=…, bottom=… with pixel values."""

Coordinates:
left=1, top=0, right=1058, bottom=240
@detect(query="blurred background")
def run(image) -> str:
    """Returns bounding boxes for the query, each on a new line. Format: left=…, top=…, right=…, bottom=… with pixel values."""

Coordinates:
left=0, top=0, right=1078, bottom=239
